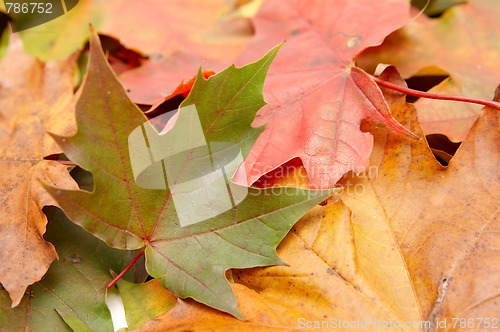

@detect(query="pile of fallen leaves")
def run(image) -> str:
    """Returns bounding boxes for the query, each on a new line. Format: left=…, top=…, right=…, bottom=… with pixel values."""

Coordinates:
left=1, top=0, right=499, bottom=330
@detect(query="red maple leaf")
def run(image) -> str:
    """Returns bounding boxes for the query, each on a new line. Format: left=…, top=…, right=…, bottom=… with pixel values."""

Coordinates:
left=233, top=0, right=415, bottom=189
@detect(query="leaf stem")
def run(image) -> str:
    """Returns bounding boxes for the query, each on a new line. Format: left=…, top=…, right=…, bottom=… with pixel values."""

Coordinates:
left=372, top=75, right=500, bottom=111
left=106, top=248, right=145, bottom=289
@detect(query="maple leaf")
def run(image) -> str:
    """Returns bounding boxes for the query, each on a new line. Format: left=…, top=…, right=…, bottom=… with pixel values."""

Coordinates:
left=357, top=0, right=500, bottom=141
left=137, top=66, right=500, bottom=330
left=359, top=67, right=500, bottom=324
left=232, top=0, right=415, bottom=190
left=45, top=30, right=331, bottom=318
left=0, top=207, right=128, bottom=331
left=0, top=35, right=78, bottom=307
left=5, top=0, right=251, bottom=61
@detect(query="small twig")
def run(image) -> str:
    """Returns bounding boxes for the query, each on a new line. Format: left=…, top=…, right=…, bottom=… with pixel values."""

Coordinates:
left=106, top=248, right=145, bottom=289
left=372, top=75, right=500, bottom=111
left=411, top=0, right=430, bottom=22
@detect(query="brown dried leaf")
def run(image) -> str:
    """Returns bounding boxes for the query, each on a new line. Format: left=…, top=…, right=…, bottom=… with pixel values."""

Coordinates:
left=0, top=35, right=78, bottom=306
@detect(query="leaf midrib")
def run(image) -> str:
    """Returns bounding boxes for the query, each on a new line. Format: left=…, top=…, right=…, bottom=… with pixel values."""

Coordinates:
left=95, top=62, right=147, bottom=239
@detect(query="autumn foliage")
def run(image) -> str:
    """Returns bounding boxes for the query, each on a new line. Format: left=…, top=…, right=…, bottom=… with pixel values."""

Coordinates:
left=0, top=0, right=499, bottom=331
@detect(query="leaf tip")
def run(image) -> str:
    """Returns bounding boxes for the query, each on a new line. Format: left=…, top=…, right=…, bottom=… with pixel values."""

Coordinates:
left=88, top=24, right=100, bottom=48
left=228, top=305, right=246, bottom=321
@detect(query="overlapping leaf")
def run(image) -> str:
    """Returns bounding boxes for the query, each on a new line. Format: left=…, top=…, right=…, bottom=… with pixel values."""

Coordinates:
left=358, top=0, right=500, bottom=141
left=0, top=207, right=129, bottom=331
left=0, top=34, right=78, bottom=307
left=230, top=0, right=415, bottom=190
left=137, top=66, right=500, bottom=330
left=147, top=200, right=422, bottom=331
left=361, top=67, right=500, bottom=323
left=45, top=30, right=331, bottom=318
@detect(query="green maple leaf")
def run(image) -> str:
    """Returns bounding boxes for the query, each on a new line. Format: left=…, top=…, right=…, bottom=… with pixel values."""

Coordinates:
left=45, top=29, right=331, bottom=318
